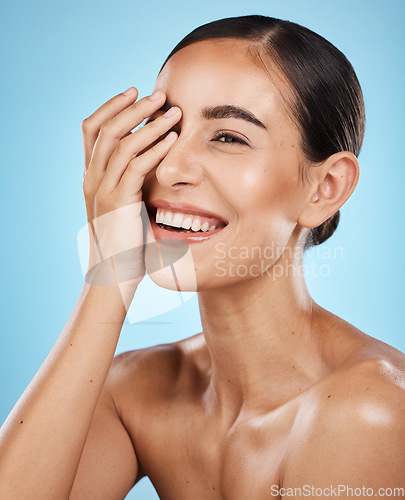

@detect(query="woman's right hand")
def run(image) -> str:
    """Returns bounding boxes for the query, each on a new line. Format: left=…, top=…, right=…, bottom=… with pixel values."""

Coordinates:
left=81, top=87, right=181, bottom=290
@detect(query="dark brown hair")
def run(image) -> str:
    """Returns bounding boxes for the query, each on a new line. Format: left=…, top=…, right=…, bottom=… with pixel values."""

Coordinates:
left=160, top=15, right=365, bottom=247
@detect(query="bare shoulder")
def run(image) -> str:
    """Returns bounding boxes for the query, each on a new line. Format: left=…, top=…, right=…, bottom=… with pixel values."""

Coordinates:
left=284, top=315, right=405, bottom=489
left=310, top=348, right=405, bottom=432
left=107, top=332, right=206, bottom=413
left=313, top=304, right=405, bottom=402
left=315, top=312, right=405, bottom=439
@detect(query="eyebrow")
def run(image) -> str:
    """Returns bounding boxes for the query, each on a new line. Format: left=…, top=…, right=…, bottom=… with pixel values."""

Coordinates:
left=159, top=101, right=267, bottom=130
left=201, top=105, right=268, bottom=130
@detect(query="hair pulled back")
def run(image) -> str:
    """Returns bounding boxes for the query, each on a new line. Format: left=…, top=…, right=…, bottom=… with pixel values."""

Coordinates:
left=160, top=15, right=365, bottom=247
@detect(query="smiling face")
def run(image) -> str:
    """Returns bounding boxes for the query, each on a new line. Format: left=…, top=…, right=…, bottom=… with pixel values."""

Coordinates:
left=142, top=39, right=312, bottom=291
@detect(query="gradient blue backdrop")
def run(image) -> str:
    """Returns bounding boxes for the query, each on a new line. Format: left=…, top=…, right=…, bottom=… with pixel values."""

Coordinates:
left=1, top=0, right=404, bottom=498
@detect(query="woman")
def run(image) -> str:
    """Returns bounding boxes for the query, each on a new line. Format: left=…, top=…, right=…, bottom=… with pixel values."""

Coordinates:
left=1, top=14, right=404, bottom=499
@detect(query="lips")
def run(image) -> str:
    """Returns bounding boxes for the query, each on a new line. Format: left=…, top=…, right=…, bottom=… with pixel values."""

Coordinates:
left=146, top=199, right=228, bottom=243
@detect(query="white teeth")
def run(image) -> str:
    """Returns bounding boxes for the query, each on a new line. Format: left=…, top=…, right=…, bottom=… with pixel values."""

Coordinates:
left=182, top=216, right=192, bottom=230
left=156, top=209, right=165, bottom=224
left=163, top=211, right=173, bottom=225
left=171, top=213, right=184, bottom=228
left=191, top=219, right=202, bottom=232
left=154, top=208, right=223, bottom=233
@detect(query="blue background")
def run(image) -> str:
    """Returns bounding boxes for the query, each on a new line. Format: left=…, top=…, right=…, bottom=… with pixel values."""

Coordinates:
left=1, top=0, right=404, bottom=498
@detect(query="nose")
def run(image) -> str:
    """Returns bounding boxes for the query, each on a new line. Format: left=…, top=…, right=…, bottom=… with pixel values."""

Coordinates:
left=155, top=135, right=204, bottom=190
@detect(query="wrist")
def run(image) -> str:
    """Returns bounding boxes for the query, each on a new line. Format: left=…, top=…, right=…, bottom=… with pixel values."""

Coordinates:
left=81, top=271, right=139, bottom=318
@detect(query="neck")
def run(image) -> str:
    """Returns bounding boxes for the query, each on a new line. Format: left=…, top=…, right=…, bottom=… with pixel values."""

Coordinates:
left=198, top=249, right=329, bottom=418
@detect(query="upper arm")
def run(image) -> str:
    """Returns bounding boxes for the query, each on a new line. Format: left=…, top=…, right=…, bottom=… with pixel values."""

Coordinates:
left=70, top=359, right=140, bottom=499
left=283, top=362, right=405, bottom=498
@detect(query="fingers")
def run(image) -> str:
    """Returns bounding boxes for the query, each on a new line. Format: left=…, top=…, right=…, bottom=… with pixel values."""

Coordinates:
left=87, top=91, right=168, bottom=184
left=81, top=87, right=139, bottom=171
left=100, top=106, right=182, bottom=190
left=116, top=131, right=178, bottom=199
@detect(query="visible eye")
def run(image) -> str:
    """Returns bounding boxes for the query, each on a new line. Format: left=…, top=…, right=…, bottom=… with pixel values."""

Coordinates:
left=212, top=132, right=248, bottom=146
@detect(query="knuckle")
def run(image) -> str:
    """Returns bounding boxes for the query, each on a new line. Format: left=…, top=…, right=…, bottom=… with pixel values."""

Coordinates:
left=93, top=189, right=103, bottom=204
left=115, top=137, right=130, bottom=155
left=130, top=99, right=143, bottom=113
left=96, top=180, right=113, bottom=199
left=83, top=178, right=95, bottom=197
left=83, top=173, right=95, bottom=190
left=93, top=191, right=107, bottom=210
left=127, top=157, right=137, bottom=169
left=81, top=117, right=93, bottom=133
left=116, top=134, right=142, bottom=159
left=98, top=123, right=110, bottom=137
left=149, top=118, right=169, bottom=134
left=99, top=123, right=120, bottom=141
left=147, top=141, right=166, bottom=159
left=131, top=99, right=155, bottom=121
left=147, top=118, right=160, bottom=129
left=150, top=142, right=162, bottom=155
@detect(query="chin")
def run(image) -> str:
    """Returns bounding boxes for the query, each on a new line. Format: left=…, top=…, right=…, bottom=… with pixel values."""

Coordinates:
left=144, top=228, right=198, bottom=292
left=144, top=244, right=263, bottom=293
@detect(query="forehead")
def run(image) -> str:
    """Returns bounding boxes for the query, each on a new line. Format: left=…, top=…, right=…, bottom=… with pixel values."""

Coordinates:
left=155, top=39, right=290, bottom=125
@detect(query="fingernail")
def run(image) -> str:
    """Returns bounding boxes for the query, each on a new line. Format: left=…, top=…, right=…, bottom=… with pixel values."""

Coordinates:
left=165, top=131, right=177, bottom=142
left=164, top=107, right=179, bottom=118
left=149, top=90, right=162, bottom=101
left=123, top=87, right=136, bottom=96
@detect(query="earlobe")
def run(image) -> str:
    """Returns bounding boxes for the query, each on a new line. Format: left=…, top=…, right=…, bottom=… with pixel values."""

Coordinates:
left=298, top=151, right=359, bottom=229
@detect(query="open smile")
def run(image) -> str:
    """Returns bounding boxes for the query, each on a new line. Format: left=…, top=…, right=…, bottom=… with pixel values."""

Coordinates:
left=147, top=199, right=228, bottom=243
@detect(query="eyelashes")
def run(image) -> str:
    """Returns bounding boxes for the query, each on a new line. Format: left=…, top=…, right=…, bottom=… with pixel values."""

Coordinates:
left=211, top=131, right=248, bottom=146
left=166, top=127, right=249, bottom=147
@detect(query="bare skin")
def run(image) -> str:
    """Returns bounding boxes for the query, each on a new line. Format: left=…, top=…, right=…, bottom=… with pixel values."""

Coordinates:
left=79, top=319, right=405, bottom=499
left=1, top=39, right=404, bottom=499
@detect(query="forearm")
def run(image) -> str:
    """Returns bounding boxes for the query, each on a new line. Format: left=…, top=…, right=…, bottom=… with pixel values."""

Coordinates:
left=0, top=82, right=176, bottom=498
left=0, top=281, right=136, bottom=499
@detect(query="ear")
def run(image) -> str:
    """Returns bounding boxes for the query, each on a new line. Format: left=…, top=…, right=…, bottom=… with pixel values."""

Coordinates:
left=298, top=152, right=359, bottom=229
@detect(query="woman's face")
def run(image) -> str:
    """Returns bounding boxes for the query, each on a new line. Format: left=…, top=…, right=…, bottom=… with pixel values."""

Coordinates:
left=143, top=39, right=311, bottom=291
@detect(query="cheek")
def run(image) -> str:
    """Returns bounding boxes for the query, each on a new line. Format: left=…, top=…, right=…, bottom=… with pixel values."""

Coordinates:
left=216, top=150, right=303, bottom=264
left=221, top=152, right=301, bottom=222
